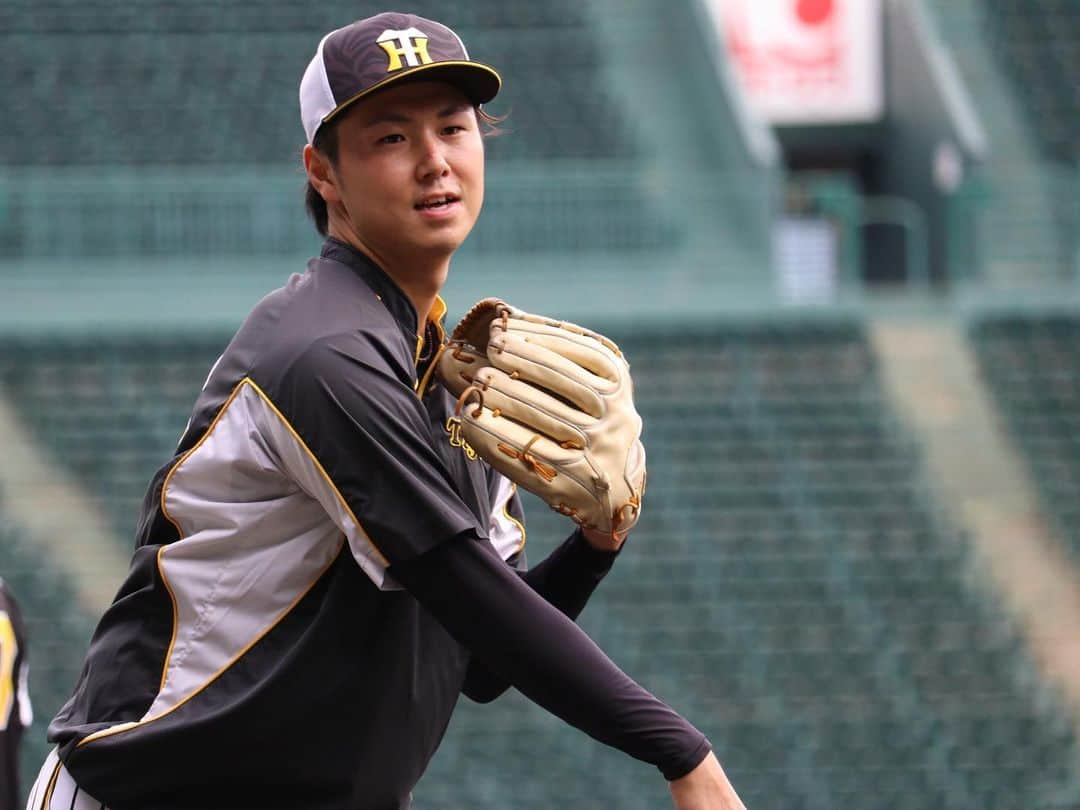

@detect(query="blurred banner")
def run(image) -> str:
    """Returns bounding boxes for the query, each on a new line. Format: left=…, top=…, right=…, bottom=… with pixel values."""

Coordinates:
left=711, top=0, right=883, bottom=124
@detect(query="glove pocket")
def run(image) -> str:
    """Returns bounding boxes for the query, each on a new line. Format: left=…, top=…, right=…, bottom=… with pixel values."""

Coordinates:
left=436, top=341, right=485, bottom=397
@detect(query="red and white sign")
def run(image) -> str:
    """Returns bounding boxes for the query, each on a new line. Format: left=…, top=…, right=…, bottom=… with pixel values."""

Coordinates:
left=711, top=0, right=883, bottom=124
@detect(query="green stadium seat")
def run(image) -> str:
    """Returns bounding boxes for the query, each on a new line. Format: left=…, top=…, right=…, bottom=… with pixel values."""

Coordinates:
left=979, top=0, right=1080, bottom=164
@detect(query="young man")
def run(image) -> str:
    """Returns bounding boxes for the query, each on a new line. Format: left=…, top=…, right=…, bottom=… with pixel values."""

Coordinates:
left=1, top=577, right=32, bottom=810
left=28, top=13, right=744, bottom=809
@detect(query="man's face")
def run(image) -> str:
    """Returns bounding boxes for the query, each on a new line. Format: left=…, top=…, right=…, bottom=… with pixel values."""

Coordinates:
left=322, top=81, right=485, bottom=263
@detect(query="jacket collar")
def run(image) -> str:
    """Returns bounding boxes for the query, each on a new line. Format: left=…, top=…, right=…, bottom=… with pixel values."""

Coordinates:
left=321, top=237, right=422, bottom=338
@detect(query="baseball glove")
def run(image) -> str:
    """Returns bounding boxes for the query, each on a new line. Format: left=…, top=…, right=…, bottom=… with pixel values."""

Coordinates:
left=438, top=298, right=645, bottom=537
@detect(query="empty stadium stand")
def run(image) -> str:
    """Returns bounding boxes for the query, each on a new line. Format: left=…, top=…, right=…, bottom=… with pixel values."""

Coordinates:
left=1, top=0, right=621, bottom=165
left=5, top=323, right=1077, bottom=807
left=979, top=0, right=1079, bottom=166
left=972, top=314, right=1080, bottom=564
left=0, top=0, right=671, bottom=258
left=0, top=0, right=774, bottom=276
left=0, top=334, right=228, bottom=545
left=418, top=321, right=1080, bottom=808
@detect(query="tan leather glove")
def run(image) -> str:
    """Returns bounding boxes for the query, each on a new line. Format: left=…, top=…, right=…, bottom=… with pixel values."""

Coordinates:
left=438, top=298, right=646, bottom=536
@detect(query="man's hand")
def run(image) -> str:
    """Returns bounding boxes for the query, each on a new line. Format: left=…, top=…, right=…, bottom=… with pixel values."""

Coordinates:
left=669, top=753, right=747, bottom=810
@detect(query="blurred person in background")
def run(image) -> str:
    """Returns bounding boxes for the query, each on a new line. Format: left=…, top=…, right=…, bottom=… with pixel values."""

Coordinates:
left=1, top=576, right=32, bottom=810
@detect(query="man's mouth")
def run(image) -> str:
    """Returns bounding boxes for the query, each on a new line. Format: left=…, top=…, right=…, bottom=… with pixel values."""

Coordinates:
left=415, top=194, right=460, bottom=210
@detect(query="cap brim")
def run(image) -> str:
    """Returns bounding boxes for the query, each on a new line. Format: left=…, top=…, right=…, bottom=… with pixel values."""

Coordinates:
left=322, top=62, right=501, bottom=127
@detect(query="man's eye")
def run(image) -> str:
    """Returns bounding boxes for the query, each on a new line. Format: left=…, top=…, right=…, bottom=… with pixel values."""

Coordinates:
left=378, top=134, right=405, bottom=144
left=443, top=125, right=466, bottom=135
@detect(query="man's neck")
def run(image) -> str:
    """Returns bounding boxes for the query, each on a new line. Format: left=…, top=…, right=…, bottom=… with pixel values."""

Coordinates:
left=393, top=271, right=445, bottom=333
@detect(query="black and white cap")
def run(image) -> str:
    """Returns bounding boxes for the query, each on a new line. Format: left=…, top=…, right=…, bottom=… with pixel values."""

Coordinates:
left=300, top=11, right=502, bottom=144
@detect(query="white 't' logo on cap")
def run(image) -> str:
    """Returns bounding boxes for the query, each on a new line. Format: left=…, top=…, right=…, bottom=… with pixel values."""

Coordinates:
left=377, top=27, right=434, bottom=72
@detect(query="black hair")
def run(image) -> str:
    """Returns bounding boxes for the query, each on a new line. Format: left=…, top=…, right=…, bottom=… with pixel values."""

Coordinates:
left=303, top=106, right=506, bottom=237
left=305, top=122, right=341, bottom=238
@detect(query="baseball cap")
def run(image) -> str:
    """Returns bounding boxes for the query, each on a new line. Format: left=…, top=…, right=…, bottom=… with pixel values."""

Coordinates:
left=299, top=11, right=501, bottom=145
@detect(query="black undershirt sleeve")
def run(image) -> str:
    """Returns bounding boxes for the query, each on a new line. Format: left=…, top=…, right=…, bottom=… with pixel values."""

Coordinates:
left=460, top=528, right=619, bottom=703
left=390, top=534, right=712, bottom=781
left=519, top=528, right=621, bottom=614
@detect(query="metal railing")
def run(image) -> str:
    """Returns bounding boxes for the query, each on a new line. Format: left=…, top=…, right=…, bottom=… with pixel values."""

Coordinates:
left=794, top=165, right=1079, bottom=290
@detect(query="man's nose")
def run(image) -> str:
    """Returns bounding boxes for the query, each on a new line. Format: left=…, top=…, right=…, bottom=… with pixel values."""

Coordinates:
left=417, top=137, right=450, bottom=181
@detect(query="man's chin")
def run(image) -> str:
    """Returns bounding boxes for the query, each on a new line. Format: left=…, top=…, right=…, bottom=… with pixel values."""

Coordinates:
left=419, top=227, right=474, bottom=257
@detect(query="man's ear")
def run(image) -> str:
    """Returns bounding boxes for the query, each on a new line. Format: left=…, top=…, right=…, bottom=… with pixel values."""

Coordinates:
left=304, top=144, right=342, bottom=205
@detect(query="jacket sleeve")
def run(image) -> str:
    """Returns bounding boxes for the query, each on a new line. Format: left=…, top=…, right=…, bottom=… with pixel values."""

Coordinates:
left=263, top=333, right=486, bottom=588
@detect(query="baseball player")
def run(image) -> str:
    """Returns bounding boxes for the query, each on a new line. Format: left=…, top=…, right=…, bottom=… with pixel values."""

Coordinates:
left=27, top=12, right=744, bottom=809
left=1, top=577, right=32, bottom=810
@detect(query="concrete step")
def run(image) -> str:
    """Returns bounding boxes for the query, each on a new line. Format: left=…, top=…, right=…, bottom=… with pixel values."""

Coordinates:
left=871, top=316, right=1080, bottom=727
